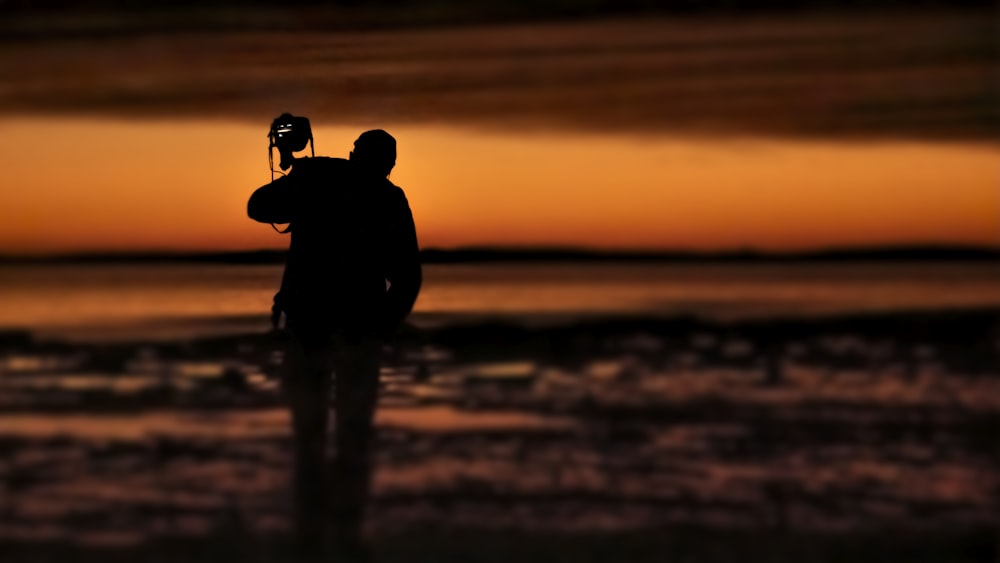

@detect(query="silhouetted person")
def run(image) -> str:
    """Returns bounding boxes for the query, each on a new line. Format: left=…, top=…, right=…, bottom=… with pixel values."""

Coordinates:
left=248, top=128, right=421, bottom=562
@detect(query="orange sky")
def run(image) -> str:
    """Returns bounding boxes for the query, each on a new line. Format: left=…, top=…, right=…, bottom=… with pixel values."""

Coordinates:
left=0, top=117, right=996, bottom=255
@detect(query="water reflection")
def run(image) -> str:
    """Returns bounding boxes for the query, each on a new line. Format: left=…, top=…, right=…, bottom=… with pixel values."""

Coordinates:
left=2, top=262, right=1000, bottom=339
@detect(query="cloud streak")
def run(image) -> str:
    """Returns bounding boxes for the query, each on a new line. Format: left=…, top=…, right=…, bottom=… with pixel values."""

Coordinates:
left=0, top=13, right=995, bottom=141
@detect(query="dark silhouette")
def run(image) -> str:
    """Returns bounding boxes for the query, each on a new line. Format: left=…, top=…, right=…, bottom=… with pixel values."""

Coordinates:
left=248, top=127, right=421, bottom=562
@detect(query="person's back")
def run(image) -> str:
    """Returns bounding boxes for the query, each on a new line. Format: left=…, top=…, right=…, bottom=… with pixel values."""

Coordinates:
left=247, top=127, right=420, bottom=562
left=248, top=133, right=421, bottom=339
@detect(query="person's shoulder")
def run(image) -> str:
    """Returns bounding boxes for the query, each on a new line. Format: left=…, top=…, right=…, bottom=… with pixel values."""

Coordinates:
left=306, top=156, right=350, bottom=170
left=314, top=156, right=350, bottom=167
left=289, top=156, right=349, bottom=177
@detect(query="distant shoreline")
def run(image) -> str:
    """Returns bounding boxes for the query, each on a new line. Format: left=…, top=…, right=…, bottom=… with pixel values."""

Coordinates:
left=1, top=246, right=997, bottom=265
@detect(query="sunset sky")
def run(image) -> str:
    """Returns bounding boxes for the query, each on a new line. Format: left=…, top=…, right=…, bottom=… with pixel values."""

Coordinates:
left=0, top=117, right=996, bottom=255
left=0, top=11, right=996, bottom=256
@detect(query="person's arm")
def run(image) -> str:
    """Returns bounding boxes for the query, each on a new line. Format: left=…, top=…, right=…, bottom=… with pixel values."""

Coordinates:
left=247, top=174, right=297, bottom=224
left=383, top=189, right=422, bottom=332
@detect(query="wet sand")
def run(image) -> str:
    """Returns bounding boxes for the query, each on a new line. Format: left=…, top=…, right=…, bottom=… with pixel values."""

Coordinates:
left=1, top=308, right=997, bottom=561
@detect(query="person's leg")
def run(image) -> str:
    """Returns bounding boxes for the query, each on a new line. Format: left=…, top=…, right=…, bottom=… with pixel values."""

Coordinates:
left=330, top=332, right=381, bottom=561
left=283, top=334, right=332, bottom=560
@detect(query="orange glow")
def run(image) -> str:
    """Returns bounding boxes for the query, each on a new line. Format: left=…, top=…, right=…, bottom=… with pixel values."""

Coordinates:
left=0, top=117, right=996, bottom=254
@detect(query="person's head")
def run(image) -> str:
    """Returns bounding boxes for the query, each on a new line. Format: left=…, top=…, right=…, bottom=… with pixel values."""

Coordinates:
left=350, top=129, right=396, bottom=178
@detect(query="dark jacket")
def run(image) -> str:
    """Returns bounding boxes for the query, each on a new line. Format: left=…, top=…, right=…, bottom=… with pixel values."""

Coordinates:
left=247, top=157, right=421, bottom=337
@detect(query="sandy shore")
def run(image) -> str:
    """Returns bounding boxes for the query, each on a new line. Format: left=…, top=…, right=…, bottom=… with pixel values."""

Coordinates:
left=0, top=308, right=997, bottom=561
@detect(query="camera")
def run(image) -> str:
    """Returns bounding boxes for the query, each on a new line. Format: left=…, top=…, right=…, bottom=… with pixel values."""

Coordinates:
left=268, top=113, right=314, bottom=171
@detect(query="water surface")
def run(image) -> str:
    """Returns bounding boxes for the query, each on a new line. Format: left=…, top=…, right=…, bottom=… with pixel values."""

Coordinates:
left=2, top=262, right=998, bottom=340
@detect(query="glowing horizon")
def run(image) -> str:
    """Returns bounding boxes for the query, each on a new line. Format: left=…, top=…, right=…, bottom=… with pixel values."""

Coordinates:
left=0, top=117, right=997, bottom=256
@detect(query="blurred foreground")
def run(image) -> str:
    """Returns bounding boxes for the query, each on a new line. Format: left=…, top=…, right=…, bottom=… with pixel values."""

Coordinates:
left=1, top=304, right=997, bottom=562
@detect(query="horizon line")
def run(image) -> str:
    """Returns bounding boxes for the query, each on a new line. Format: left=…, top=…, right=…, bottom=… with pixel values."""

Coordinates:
left=2, top=244, right=998, bottom=264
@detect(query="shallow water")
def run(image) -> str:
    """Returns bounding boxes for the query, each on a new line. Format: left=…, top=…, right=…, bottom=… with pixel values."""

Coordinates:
left=1, top=262, right=998, bottom=339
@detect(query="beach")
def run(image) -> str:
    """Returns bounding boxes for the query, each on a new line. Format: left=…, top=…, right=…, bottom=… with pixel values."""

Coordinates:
left=1, top=4, right=997, bottom=559
left=0, top=261, right=997, bottom=561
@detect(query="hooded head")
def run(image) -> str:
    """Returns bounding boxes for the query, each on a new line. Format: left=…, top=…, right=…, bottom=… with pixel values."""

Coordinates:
left=350, top=129, right=396, bottom=178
